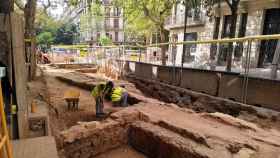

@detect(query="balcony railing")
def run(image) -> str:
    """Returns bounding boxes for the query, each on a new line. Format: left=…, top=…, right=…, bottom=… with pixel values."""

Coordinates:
left=104, top=24, right=122, bottom=30
left=165, top=11, right=206, bottom=29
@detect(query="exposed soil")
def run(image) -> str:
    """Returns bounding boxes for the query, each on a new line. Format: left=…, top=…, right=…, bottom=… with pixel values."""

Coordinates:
left=32, top=65, right=280, bottom=158
left=37, top=66, right=132, bottom=141
left=60, top=102, right=280, bottom=158
left=126, top=74, right=280, bottom=131
left=95, top=146, right=146, bottom=158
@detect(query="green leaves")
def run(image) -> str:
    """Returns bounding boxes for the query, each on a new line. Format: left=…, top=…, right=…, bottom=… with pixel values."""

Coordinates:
left=79, top=0, right=104, bottom=33
left=37, top=32, right=54, bottom=46
left=55, top=23, right=78, bottom=44
left=35, top=9, right=78, bottom=46
left=99, top=36, right=113, bottom=46
left=114, top=0, right=176, bottom=40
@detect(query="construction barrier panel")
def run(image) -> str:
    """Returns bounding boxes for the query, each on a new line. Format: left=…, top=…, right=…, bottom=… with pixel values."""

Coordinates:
left=48, top=34, right=280, bottom=112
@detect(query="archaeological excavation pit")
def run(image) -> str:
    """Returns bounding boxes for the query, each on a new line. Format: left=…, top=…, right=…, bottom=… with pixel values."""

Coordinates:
left=126, top=75, right=280, bottom=131
left=43, top=67, right=280, bottom=158
left=58, top=103, right=280, bottom=158
left=60, top=95, right=142, bottom=127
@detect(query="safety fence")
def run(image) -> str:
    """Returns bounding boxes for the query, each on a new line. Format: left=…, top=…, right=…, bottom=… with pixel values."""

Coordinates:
left=48, top=34, right=280, bottom=111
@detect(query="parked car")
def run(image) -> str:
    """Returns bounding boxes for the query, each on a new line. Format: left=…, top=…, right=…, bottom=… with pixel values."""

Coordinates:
left=52, top=48, right=67, bottom=54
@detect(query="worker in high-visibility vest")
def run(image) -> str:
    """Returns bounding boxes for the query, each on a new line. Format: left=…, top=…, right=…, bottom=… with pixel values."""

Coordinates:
left=111, top=86, right=128, bottom=107
left=91, top=81, right=114, bottom=117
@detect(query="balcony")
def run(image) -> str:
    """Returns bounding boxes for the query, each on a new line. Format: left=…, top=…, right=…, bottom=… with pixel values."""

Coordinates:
left=104, top=23, right=122, bottom=31
left=102, top=0, right=111, bottom=6
left=165, top=11, right=206, bottom=30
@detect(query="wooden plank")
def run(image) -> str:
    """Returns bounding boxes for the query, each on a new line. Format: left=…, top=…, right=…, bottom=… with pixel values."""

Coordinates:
left=10, top=13, right=28, bottom=138
left=12, top=136, right=59, bottom=158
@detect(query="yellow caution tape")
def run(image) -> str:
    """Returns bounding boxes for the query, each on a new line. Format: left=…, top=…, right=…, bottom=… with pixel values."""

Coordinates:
left=51, top=34, right=280, bottom=49
left=24, top=39, right=32, bottom=42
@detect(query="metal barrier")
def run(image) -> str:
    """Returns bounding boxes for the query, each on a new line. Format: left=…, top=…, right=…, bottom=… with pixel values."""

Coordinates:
left=49, top=34, right=280, bottom=108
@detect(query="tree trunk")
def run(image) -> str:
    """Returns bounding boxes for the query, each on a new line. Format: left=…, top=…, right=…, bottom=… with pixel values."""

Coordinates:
left=226, top=12, right=238, bottom=72
left=226, top=1, right=239, bottom=72
left=0, top=0, right=14, bottom=13
left=24, top=0, right=37, bottom=80
left=181, top=4, right=188, bottom=67
left=159, top=26, right=169, bottom=66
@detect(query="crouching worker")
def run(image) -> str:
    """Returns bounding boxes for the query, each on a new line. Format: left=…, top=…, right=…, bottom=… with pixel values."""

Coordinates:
left=111, top=86, right=129, bottom=107
left=91, top=81, right=114, bottom=117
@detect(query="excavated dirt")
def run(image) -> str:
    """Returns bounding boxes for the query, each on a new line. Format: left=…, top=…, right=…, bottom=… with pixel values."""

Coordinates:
left=50, top=68, right=280, bottom=131
left=39, top=66, right=140, bottom=141
left=36, top=65, right=280, bottom=158
left=126, top=74, right=280, bottom=131
left=95, top=146, right=146, bottom=158
left=59, top=103, right=280, bottom=158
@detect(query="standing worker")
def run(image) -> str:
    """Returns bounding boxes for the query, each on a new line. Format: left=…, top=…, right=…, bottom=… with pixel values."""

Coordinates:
left=111, top=86, right=129, bottom=107
left=91, top=81, right=114, bottom=117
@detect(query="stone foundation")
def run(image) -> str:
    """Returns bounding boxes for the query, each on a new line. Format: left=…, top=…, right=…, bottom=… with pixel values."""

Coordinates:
left=59, top=103, right=280, bottom=158
left=126, top=74, right=280, bottom=130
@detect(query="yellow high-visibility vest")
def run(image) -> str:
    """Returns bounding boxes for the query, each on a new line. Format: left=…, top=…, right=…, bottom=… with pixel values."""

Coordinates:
left=111, top=87, right=126, bottom=102
left=91, top=83, right=105, bottom=97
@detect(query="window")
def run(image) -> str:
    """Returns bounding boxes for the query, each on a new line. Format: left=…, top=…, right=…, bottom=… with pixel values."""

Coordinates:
left=218, top=15, right=237, bottom=64
left=171, top=34, right=178, bottom=63
left=114, top=7, right=121, bottom=16
left=105, top=18, right=110, bottom=28
left=105, top=33, right=112, bottom=40
left=210, top=17, right=221, bottom=60
left=115, top=32, right=119, bottom=41
left=238, top=13, right=248, bottom=38
left=173, top=3, right=178, bottom=22
left=103, top=0, right=110, bottom=5
left=151, top=32, right=162, bottom=44
left=114, top=19, right=119, bottom=28
left=259, top=9, right=280, bottom=67
left=222, top=15, right=233, bottom=38
left=97, top=32, right=101, bottom=40
left=234, top=13, right=248, bottom=60
left=184, top=32, right=198, bottom=62
left=105, top=7, right=110, bottom=16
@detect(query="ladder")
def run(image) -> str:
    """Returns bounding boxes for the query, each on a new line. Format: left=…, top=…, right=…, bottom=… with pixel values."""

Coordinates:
left=0, top=67, right=13, bottom=158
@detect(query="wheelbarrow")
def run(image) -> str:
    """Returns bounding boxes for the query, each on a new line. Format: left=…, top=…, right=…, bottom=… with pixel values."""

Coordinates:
left=63, top=89, right=80, bottom=111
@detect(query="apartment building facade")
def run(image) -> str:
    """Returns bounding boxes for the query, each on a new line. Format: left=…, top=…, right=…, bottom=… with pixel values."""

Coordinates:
left=166, top=0, right=280, bottom=70
left=165, top=3, right=214, bottom=67
left=68, top=0, right=124, bottom=45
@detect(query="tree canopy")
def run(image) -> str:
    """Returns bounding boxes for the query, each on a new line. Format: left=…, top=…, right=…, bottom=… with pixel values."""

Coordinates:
left=35, top=8, right=78, bottom=47
left=99, top=36, right=113, bottom=46
left=114, top=0, right=176, bottom=41
left=114, top=0, right=177, bottom=65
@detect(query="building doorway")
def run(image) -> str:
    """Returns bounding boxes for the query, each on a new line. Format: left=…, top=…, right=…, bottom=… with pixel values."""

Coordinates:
left=258, top=9, right=280, bottom=68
